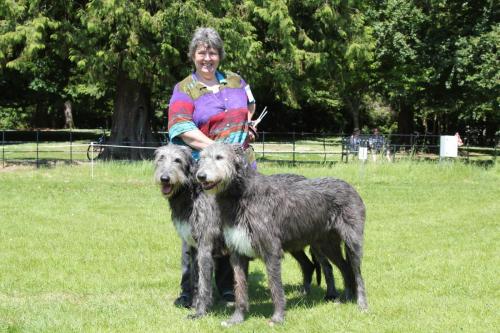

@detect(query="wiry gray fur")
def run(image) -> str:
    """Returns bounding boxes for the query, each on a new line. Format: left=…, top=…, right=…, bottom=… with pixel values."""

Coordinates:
left=196, top=143, right=368, bottom=326
left=154, top=144, right=222, bottom=318
left=261, top=173, right=337, bottom=300
left=154, top=144, right=330, bottom=319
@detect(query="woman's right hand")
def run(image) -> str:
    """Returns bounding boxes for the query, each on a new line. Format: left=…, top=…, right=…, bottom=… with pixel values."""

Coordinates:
left=179, top=129, right=214, bottom=150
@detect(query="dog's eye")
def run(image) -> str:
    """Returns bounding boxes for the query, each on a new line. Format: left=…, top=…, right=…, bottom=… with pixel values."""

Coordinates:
left=215, top=155, right=223, bottom=160
left=174, top=158, right=182, bottom=163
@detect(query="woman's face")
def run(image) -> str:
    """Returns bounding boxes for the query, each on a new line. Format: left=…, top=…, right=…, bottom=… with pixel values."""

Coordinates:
left=193, top=44, right=220, bottom=80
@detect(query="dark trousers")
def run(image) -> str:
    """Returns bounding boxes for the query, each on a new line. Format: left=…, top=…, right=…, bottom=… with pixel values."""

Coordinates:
left=179, top=240, right=234, bottom=297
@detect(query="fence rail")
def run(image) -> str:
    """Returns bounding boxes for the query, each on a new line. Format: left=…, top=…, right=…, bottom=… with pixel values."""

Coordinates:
left=1, top=129, right=498, bottom=168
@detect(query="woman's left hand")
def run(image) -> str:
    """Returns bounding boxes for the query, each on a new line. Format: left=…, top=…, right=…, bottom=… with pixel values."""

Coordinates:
left=248, top=125, right=258, bottom=142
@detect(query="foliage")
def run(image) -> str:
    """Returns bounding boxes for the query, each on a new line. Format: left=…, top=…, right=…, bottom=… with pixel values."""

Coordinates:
left=0, top=106, right=32, bottom=128
left=0, top=0, right=78, bottom=127
left=371, top=0, right=499, bottom=135
left=0, top=0, right=498, bottom=137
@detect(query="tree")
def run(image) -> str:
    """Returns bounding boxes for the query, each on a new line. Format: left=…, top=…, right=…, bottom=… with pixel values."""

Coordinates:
left=311, top=0, right=376, bottom=132
left=371, top=0, right=428, bottom=135
left=1, top=0, right=497, bottom=138
left=372, top=0, right=499, bottom=138
left=237, top=0, right=376, bottom=133
left=0, top=0, right=78, bottom=128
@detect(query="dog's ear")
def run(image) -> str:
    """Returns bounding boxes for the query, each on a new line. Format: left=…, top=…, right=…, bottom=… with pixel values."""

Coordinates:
left=190, top=158, right=199, bottom=175
left=231, top=144, right=245, bottom=157
left=231, top=144, right=248, bottom=170
left=178, top=144, right=192, bottom=156
left=153, top=146, right=165, bottom=164
left=177, top=145, right=195, bottom=173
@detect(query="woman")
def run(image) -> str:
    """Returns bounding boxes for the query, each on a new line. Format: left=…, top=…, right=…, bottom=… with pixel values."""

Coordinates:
left=167, top=27, right=257, bottom=308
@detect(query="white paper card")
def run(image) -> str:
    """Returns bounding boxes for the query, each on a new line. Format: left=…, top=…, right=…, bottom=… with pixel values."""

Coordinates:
left=245, top=85, right=255, bottom=103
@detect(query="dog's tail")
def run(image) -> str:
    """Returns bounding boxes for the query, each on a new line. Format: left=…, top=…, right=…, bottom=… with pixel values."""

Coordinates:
left=310, top=248, right=322, bottom=286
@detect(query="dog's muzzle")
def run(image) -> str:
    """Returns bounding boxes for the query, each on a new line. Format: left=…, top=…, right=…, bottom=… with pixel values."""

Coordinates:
left=196, top=171, right=219, bottom=191
left=160, top=175, right=173, bottom=196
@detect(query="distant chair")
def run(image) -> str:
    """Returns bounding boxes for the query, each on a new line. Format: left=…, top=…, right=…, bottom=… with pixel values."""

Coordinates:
left=342, top=129, right=363, bottom=162
left=368, top=128, right=385, bottom=161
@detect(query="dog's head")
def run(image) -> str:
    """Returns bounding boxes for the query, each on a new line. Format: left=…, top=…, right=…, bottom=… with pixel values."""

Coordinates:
left=196, top=143, right=247, bottom=195
left=154, top=144, right=194, bottom=198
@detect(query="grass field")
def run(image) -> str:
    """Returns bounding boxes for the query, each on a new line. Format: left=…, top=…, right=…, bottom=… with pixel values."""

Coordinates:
left=1, top=161, right=499, bottom=332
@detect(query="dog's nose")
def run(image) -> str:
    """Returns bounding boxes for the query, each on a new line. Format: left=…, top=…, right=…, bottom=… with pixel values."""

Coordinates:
left=197, top=172, right=207, bottom=182
left=160, top=175, right=170, bottom=183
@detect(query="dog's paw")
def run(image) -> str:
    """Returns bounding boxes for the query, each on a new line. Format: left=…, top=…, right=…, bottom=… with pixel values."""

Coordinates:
left=301, top=284, right=311, bottom=295
left=221, top=312, right=244, bottom=327
left=324, top=292, right=340, bottom=302
left=342, top=288, right=355, bottom=302
left=268, top=313, right=285, bottom=326
left=358, top=300, right=369, bottom=312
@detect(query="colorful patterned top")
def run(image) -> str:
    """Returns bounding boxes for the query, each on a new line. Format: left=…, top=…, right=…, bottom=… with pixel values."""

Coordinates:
left=168, top=71, right=255, bottom=158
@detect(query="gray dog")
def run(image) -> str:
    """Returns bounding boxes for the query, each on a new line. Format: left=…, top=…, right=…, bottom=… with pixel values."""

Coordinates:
left=154, top=144, right=334, bottom=319
left=196, top=143, right=368, bottom=326
left=154, top=144, right=222, bottom=318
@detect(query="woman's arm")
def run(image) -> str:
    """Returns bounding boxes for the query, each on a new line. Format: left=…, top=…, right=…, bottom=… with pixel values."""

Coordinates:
left=179, top=129, right=214, bottom=151
left=248, top=103, right=256, bottom=122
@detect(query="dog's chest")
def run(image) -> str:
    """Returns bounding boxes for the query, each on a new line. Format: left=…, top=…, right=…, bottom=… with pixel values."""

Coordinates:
left=223, top=226, right=255, bottom=258
left=173, top=219, right=197, bottom=248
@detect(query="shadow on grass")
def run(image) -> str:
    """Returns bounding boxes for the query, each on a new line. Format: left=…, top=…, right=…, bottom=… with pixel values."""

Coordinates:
left=464, top=159, right=496, bottom=168
left=257, top=157, right=339, bottom=167
left=207, top=269, right=346, bottom=319
left=1, top=158, right=84, bottom=169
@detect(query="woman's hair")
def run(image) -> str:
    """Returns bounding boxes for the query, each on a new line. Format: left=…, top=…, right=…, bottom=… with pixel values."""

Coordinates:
left=188, top=27, right=225, bottom=60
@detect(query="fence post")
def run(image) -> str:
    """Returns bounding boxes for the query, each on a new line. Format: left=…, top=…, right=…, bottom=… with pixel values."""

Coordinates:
left=69, top=129, right=73, bottom=163
left=36, top=130, right=40, bottom=169
left=465, top=131, right=470, bottom=162
left=91, top=141, right=94, bottom=179
left=261, top=131, right=265, bottom=160
left=494, top=136, right=498, bottom=164
left=323, top=133, right=327, bottom=163
left=292, top=131, right=296, bottom=165
left=2, top=130, right=4, bottom=168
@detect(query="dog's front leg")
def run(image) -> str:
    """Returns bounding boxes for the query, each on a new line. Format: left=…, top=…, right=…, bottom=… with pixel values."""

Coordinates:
left=221, top=253, right=249, bottom=327
left=188, top=240, right=213, bottom=319
left=264, top=252, right=286, bottom=325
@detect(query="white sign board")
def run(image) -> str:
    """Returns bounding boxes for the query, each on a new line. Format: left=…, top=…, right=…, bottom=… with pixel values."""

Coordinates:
left=440, top=135, right=458, bottom=158
left=358, top=146, right=368, bottom=160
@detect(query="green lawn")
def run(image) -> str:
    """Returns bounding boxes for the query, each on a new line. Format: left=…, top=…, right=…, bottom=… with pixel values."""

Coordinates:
left=0, top=161, right=499, bottom=332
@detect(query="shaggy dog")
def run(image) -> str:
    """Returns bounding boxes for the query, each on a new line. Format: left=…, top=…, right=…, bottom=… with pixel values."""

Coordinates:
left=154, top=144, right=334, bottom=319
left=196, top=143, right=368, bottom=326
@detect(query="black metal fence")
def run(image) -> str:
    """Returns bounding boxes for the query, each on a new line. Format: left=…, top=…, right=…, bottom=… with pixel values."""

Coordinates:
left=1, top=129, right=498, bottom=168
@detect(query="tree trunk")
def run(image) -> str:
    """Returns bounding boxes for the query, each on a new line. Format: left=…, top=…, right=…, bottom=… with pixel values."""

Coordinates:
left=345, top=95, right=361, bottom=131
left=32, top=101, right=49, bottom=128
left=63, top=100, right=74, bottom=129
left=396, top=98, right=414, bottom=144
left=100, top=71, right=155, bottom=160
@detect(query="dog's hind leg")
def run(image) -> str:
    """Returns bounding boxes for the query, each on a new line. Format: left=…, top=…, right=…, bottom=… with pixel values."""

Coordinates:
left=318, top=235, right=355, bottom=302
left=290, top=250, right=314, bottom=295
left=345, top=242, right=368, bottom=310
left=311, top=247, right=338, bottom=301
left=222, top=254, right=249, bottom=327
left=310, top=249, right=323, bottom=286
left=263, top=251, right=286, bottom=325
